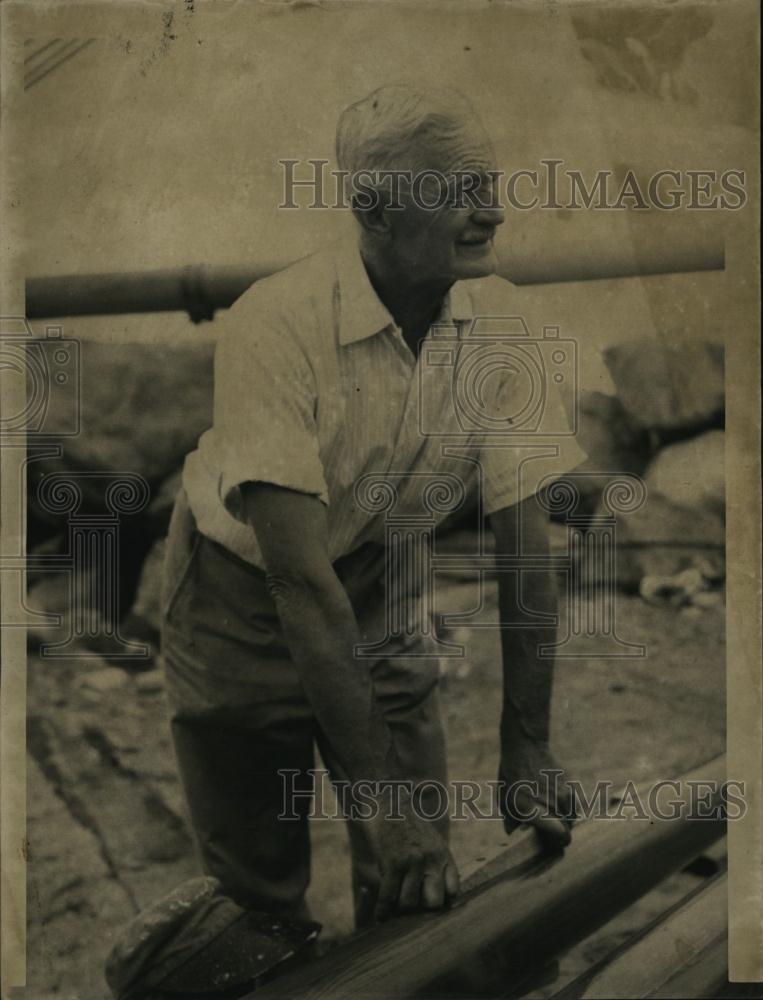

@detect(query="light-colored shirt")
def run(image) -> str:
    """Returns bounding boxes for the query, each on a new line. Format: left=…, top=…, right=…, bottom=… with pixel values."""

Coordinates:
left=182, top=235, right=587, bottom=568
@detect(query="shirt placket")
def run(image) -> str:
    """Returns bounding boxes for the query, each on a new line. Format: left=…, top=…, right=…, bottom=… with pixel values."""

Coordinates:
left=388, top=320, right=466, bottom=480
left=384, top=325, right=428, bottom=470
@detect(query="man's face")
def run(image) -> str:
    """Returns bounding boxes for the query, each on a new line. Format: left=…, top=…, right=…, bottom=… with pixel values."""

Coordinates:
left=382, top=126, right=505, bottom=285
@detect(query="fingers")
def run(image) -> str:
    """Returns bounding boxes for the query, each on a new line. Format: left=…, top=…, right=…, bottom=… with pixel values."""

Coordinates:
left=501, top=787, right=575, bottom=851
left=503, top=787, right=541, bottom=829
left=531, top=815, right=572, bottom=852
left=398, top=856, right=455, bottom=912
left=421, top=870, right=445, bottom=910
left=398, top=859, right=426, bottom=911
left=554, top=782, right=578, bottom=826
left=421, top=852, right=460, bottom=910
left=444, top=855, right=460, bottom=898
left=500, top=767, right=578, bottom=849
left=375, top=864, right=403, bottom=922
left=502, top=814, right=520, bottom=836
left=376, top=849, right=459, bottom=919
left=503, top=809, right=572, bottom=851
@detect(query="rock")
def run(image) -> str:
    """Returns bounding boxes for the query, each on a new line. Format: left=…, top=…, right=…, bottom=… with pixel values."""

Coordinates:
left=613, top=491, right=724, bottom=586
left=603, top=335, right=723, bottom=436
left=640, top=567, right=707, bottom=607
left=26, top=340, right=211, bottom=614
left=645, top=431, right=724, bottom=517
left=28, top=340, right=213, bottom=516
left=577, top=390, right=648, bottom=471
left=135, top=669, right=165, bottom=694
left=693, top=556, right=725, bottom=585
left=691, top=589, right=723, bottom=610
left=79, top=667, right=130, bottom=694
left=545, top=391, right=649, bottom=518
left=130, top=537, right=166, bottom=638
left=26, top=569, right=155, bottom=663
left=26, top=571, right=103, bottom=652
left=680, top=605, right=703, bottom=620
left=605, top=430, right=725, bottom=586
left=673, top=567, right=707, bottom=596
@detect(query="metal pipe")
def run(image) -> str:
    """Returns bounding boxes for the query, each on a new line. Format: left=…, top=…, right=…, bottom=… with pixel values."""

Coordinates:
left=25, top=263, right=287, bottom=324
left=25, top=240, right=725, bottom=323
left=247, top=756, right=727, bottom=1000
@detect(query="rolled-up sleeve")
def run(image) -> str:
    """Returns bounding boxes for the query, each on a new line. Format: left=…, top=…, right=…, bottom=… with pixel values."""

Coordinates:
left=213, top=315, right=329, bottom=523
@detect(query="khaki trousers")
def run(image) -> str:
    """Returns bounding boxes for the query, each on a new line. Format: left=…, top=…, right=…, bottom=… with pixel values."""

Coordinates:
left=160, top=489, right=448, bottom=927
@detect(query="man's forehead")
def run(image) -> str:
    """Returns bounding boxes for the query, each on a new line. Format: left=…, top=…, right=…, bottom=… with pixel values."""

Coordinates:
left=410, top=127, right=496, bottom=178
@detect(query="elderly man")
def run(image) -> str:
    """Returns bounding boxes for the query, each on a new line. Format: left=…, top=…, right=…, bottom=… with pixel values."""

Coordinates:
left=161, top=83, right=586, bottom=929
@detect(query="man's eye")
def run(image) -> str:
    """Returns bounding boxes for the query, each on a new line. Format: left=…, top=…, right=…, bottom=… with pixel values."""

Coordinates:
left=452, top=180, right=478, bottom=199
left=449, top=178, right=490, bottom=206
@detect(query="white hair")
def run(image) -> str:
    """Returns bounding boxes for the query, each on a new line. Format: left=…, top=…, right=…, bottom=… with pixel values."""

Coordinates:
left=336, top=83, right=485, bottom=182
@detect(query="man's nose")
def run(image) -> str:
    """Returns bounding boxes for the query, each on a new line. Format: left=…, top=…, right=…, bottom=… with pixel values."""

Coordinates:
left=472, top=203, right=506, bottom=227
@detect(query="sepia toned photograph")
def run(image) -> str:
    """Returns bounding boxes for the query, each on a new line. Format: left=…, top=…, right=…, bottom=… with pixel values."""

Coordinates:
left=1, top=1, right=760, bottom=998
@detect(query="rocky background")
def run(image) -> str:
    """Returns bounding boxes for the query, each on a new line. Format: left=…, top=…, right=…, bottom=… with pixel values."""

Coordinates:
left=27, top=326, right=726, bottom=652
left=18, top=1, right=749, bottom=992
left=24, top=330, right=727, bottom=998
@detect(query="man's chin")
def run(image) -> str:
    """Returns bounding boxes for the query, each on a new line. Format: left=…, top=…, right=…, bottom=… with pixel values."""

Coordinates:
left=453, top=243, right=499, bottom=279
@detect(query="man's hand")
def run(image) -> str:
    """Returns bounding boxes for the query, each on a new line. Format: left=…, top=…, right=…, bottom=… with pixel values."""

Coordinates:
left=498, top=736, right=577, bottom=852
left=366, top=805, right=459, bottom=920
left=244, top=483, right=460, bottom=918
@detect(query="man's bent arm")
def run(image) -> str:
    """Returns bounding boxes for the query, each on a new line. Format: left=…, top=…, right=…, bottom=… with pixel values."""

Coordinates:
left=242, top=481, right=459, bottom=914
left=242, top=481, right=401, bottom=786
left=489, top=497, right=574, bottom=846
left=490, top=496, right=557, bottom=746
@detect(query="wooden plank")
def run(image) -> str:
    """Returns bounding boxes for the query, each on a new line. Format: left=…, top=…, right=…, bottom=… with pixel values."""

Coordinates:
left=651, top=933, right=728, bottom=1000
left=552, top=873, right=727, bottom=999
left=246, top=755, right=726, bottom=1000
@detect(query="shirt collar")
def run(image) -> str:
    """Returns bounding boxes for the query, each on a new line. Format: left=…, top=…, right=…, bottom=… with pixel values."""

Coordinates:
left=336, top=237, right=475, bottom=346
left=441, top=280, right=474, bottom=326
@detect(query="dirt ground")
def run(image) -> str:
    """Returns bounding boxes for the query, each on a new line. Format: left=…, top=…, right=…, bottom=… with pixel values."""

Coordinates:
left=24, top=583, right=726, bottom=999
